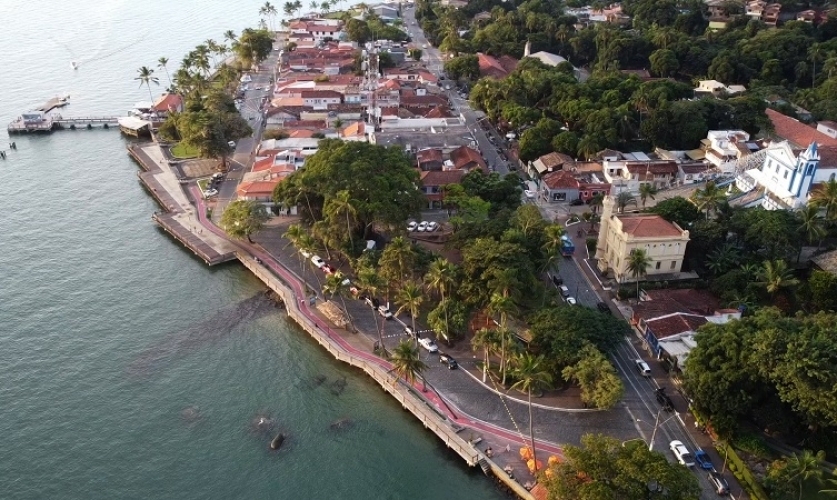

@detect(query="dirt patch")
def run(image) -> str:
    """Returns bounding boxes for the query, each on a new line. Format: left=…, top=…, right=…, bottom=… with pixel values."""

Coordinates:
left=181, top=158, right=221, bottom=179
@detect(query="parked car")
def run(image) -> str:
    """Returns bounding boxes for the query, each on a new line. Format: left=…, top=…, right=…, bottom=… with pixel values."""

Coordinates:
left=407, top=221, right=418, bottom=232
left=418, top=337, right=438, bottom=353
left=524, top=190, right=536, bottom=199
left=439, top=353, right=458, bottom=369
left=550, top=274, right=563, bottom=287
left=417, top=221, right=429, bottom=232
left=669, top=440, right=695, bottom=467
left=596, top=301, right=610, bottom=313
left=566, top=296, right=577, bottom=305
left=378, top=304, right=393, bottom=320
left=558, top=285, right=570, bottom=298
left=203, top=188, right=218, bottom=198
left=211, top=172, right=225, bottom=181
left=707, top=472, right=730, bottom=496
left=404, top=326, right=416, bottom=338
left=426, top=221, right=438, bottom=232
left=635, top=359, right=652, bottom=377
left=227, top=140, right=236, bottom=148
left=570, top=198, right=584, bottom=206
left=655, top=387, right=674, bottom=411
left=694, top=449, right=714, bottom=470
left=311, top=255, right=326, bottom=269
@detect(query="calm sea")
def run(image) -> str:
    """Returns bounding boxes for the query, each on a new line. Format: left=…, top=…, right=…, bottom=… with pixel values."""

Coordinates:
left=0, top=1, right=505, bottom=498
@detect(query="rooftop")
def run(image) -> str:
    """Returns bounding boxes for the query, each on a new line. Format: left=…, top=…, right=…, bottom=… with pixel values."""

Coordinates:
left=420, top=169, right=467, bottom=186
left=617, top=215, right=685, bottom=238
left=765, top=108, right=837, bottom=149
left=644, top=313, right=708, bottom=339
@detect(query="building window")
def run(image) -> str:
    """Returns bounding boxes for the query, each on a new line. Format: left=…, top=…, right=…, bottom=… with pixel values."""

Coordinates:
left=783, top=170, right=789, bottom=179
left=670, top=261, right=676, bottom=270
left=655, top=262, right=661, bottom=270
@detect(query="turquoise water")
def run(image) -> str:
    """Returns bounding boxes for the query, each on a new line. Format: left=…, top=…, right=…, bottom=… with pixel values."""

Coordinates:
left=0, top=1, right=505, bottom=498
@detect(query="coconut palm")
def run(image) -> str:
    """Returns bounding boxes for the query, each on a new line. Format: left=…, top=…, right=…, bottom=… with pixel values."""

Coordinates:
left=379, top=236, right=415, bottom=295
left=394, top=281, right=424, bottom=346
left=542, top=224, right=566, bottom=263
left=589, top=193, right=604, bottom=214
left=323, top=190, right=358, bottom=251
left=706, top=243, right=740, bottom=276
left=355, top=266, right=386, bottom=350
left=757, top=259, right=799, bottom=296
left=487, top=293, right=517, bottom=385
left=309, top=0, right=318, bottom=12
left=320, top=0, right=331, bottom=14
left=810, top=178, right=837, bottom=220
left=785, top=450, right=825, bottom=500
left=424, top=258, right=457, bottom=342
left=283, top=1, right=295, bottom=17
left=294, top=0, right=303, bottom=17
left=691, top=181, right=726, bottom=219
left=510, top=352, right=553, bottom=474
left=260, top=2, right=278, bottom=31
left=638, top=183, right=657, bottom=208
left=615, top=191, right=637, bottom=213
left=626, top=248, right=652, bottom=301
left=157, top=57, right=172, bottom=87
left=390, top=340, right=428, bottom=391
left=797, top=205, right=825, bottom=259
left=472, top=327, right=499, bottom=382
left=224, top=30, right=237, bottom=44
left=323, top=272, right=355, bottom=331
left=134, top=66, right=159, bottom=103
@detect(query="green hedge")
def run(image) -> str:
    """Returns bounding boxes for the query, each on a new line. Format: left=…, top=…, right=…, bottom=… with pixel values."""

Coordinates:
left=718, top=443, right=771, bottom=500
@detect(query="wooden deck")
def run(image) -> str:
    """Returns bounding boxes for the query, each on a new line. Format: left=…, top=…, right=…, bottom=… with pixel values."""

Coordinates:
left=153, top=213, right=236, bottom=265
left=36, top=96, right=70, bottom=113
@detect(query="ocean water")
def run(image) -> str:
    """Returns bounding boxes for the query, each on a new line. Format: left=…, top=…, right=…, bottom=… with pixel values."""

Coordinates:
left=0, top=1, right=506, bottom=498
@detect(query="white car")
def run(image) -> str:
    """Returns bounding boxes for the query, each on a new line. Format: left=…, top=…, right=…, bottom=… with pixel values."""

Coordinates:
left=378, top=305, right=393, bottom=320
left=418, top=337, right=439, bottom=353
left=670, top=440, right=695, bottom=467
left=203, top=188, right=218, bottom=198
left=524, top=189, right=536, bottom=199
left=407, top=221, right=418, bottom=232
left=426, top=221, right=438, bottom=232
left=311, top=255, right=326, bottom=269
left=300, top=249, right=312, bottom=259
left=566, top=296, right=577, bottom=305
left=417, top=221, right=429, bottom=232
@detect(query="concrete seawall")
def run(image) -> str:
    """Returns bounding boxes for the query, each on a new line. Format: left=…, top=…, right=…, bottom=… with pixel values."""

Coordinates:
left=237, top=252, right=536, bottom=500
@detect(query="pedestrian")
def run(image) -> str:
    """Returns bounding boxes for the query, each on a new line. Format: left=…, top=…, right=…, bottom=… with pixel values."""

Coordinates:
left=505, top=444, right=510, bottom=453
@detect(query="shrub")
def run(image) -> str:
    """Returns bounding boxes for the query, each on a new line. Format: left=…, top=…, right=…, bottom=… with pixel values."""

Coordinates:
left=586, top=237, right=597, bottom=254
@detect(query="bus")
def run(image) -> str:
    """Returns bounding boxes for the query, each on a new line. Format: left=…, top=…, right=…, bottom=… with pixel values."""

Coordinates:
left=560, top=234, right=575, bottom=257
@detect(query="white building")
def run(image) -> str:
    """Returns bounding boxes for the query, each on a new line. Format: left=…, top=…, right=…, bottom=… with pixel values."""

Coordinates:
left=735, top=142, right=821, bottom=210
left=703, top=130, right=751, bottom=170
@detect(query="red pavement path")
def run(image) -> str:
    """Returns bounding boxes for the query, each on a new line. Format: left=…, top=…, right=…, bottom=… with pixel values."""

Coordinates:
left=190, top=187, right=563, bottom=457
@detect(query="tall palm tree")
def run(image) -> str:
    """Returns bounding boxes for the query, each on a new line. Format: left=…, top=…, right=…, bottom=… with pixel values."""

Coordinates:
left=510, top=353, right=553, bottom=474
left=638, top=183, right=657, bottom=209
left=309, top=0, right=318, bottom=12
left=691, top=181, right=726, bottom=219
left=283, top=1, right=295, bottom=17
left=487, top=293, right=517, bottom=385
left=785, top=450, right=825, bottom=500
left=589, top=193, right=604, bottom=214
left=542, top=224, right=566, bottom=264
left=472, top=327, right=498, bottom=382
left=293, top=0, right=303, bottom=17
left=260, top=2, right=278, bottom=31
left=157, top=57, right=172, bottom=87
left=323, top=190, right=358, bottom=251
left=626, top=248, right=652, bottom=301
left=797, top=205, right=825, bottom=259
left=810, top=179, right=837, bottom=220
left=134, top=66, right=159, bottom=103
left=424, top=258, right=457, bottom=342
left=395, top=281, right=424, bottom=346
left=355, top=267, right=386, bottom=352
left=391, top=340, right=428, bottom=391
left=323, top=272, right=355, bottom=331
left=379, top=236, right=415, bottom=296
left=615, top=191, right=637, bottom=213
left=223, top=30, right=237, bottom=44
left=320, top=0, right=331, bottom=14
left=757, top=260, right=799, bottom=296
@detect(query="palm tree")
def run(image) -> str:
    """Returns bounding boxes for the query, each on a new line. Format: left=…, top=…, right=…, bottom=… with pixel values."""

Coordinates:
left=757, top=260, right=799, bottom=296
left=510, top=353, right=553, bottom=473
left=309, top=0, right=318, bottom=12
left=615, top=191, right=637, bottom=213
left=157, top=57, right=172, bottom=87
left=134, top=66, right=159, bottom=103
left=472, top=328, right=498, bottom=382
left=395, top=281, right=424, bottom=346
left=424, top=258, right=457, bottom=342
left=293, top=0, right=303, bottom=17
left=223, top=30, right=237, bottom=44
left=785, top=450, right=825, bottom=500
left=626, top=248, right=652, bottom=301
left=283, top=1, right=295, bottom=17
left=810, top=179, right=837, bottom=220
left=589, top=193, right=604, bottom=214
left=320, top=0, right=331, bottom=14
left=487, top=293, right=517, bottom=385
left=391, top=340, right=428, bottom=391
left=691, top=181, right=726, bottom=219
left=706, top=243, right=740, bottom=276
left=323, top=190, right=358, bottom=251
left=379, top=236, right=415, bottom=296
left=323, top=272, right=355, bottom=331
left=355, top=266, right=386, bottom=352
left=542, top=224, right=566, bottom=264
left=797, top=205, right=825, bottom=259
left=260, top=2, right=278, bottom=31
left=638, top=183, right=657, bottom=209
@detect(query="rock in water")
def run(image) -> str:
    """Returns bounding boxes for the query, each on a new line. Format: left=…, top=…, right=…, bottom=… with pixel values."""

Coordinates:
left=181, top=406, right=201, bottom=423
left=329, top=418, right=353, bottom=431
left=270, top=433, right=285, bottom=450
left=312, top=375, right=327, bottom=387
left=330, top=376, right=347, bottom=395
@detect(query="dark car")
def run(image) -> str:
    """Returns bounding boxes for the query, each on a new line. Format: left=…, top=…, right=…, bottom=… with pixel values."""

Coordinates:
left=551, top=274, right=564, bottom=287
left=439, top=353, right=458, bottom=370
left=596, top=301, right=610, bottom=314
left=708, top=472, right=730, bottom=496
left=570, top=198, right=585, bottom=206
left=694, top=449, right=714, bottom=470
left=655, top=388, right=675, bottom=412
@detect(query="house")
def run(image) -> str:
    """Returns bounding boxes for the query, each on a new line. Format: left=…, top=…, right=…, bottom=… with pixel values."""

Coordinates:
left=694, top=80, right=746, bottom=97
left=420, top=169, right=466, bottom=208
left=601, top=152, right=679, bottom=192
left=440, top=0, right=468, bottom=8
left=473, top=11, right=492, bottom=23
left=477, top=53, right=518, bottom=79
left=595, top=195, right=690, bottom=282
left=300, top=90, right=343, bottom=109
left=529, top=151, right=574, bottom=178
left=764, top=108, right=837, bottom=152
left=371, top=4, right=400, bottom=22
left=539, top=167, right=610, bottom=203
left=152, top=93, right=183, bottom=116
left=523, top=43, right=581, bottom=80
left=703, top=130, right=752, bottom=170
left=449, top=145, right=487, bottom=172
left=416, top=148, right=444, bottom=171
left=811, top=249, right=837, bottom=275
left=735, top=142, right=823, bottom=210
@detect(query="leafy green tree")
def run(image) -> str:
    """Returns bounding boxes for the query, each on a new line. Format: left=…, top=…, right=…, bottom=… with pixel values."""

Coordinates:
left=808, top=270, right=837, bottom=312
left=649, top=196, right=702, bottom=228
left=562, top=343, right=623, bottom=409
left=390, top=340, right=428, bottom=391
left=544, top=434, right=701, bottom=500
left=810, top=178, right=837, bottom=220
left=426, top=298, right=467, bottom=343
left=649, top=48, right=679, bottom=77
left=232, top=28, right=274, bottom=68
left=220, top=200, right=269, bottom=242
left=510, top=352, right=553, bottom=471
left=345, top=18, right=372, bottom=43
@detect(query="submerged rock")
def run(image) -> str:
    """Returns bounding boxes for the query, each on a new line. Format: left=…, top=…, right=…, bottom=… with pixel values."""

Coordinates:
left=329, top=418, right=353, bottom=431
left=181, top=406, right=201, bottom=423
left=330, top=376, right=347, bottom=396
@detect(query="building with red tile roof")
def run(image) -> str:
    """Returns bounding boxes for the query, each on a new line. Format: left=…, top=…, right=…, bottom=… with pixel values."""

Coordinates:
left=152, top=93, right=183, bottom=115
left=477, top=53, right=518, bottom=79
left=420, top=169, right=467, bottom=208
left=764, top=108, right=837, bottom=149
left=595, top=195, right=690, bottom=282
left=417, top=148, right=444, bottom=171
left=449, top=145, right=487, bottom=172
left=236, top=180, right=283, bottom=201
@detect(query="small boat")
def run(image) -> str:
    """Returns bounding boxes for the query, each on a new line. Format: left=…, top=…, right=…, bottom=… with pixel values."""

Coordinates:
left=71, top=61, right=78, bottom=70
left=270, top=433, right=285, bottom=450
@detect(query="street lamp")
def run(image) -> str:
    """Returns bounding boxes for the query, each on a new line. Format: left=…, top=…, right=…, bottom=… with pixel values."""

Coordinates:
left=639, top=408, right=679, bottom=451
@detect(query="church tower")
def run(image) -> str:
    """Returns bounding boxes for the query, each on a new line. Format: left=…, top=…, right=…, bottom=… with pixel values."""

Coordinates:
left=595, top=194, right=616, bottom=261
left=792, top=142, right=820, bottom=200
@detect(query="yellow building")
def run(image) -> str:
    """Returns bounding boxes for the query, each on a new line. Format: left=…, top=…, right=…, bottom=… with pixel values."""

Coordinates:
left=595, top=196, right=690, bottom=282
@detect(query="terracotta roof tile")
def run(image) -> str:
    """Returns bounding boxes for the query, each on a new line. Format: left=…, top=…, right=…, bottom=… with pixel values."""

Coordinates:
left=645, top=313, right=708, bottom=338
left=537, top=152, right=574, bottom=170
left=417, top=148, right=443, bottom=163
left=449, top=146, right=486, bottom=170
left=420, top=169, right=466, bottom=186
left=642, top=289, right=720, bottom=315
left=542, top=170, right=580, bottom=189
left=625, top=162, right=678, bottom=174
left=617, top=215, right=684, bottom=238
left=765, top=108, right=837, bottom=148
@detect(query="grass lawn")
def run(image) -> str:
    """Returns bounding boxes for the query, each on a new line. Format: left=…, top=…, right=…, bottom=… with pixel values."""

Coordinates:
left=171, top=143, right=199, bottom=159
left=197, top=179, right=210, bottom=191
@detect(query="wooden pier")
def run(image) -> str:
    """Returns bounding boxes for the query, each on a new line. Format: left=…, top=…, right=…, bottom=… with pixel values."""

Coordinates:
left=36, top=96, right=70, bottom=113
left=7, top=115, right=120, bottom=134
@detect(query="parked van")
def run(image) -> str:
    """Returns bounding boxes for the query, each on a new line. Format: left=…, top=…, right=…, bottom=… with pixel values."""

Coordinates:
left=635, top=359, right=652, bottom=377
